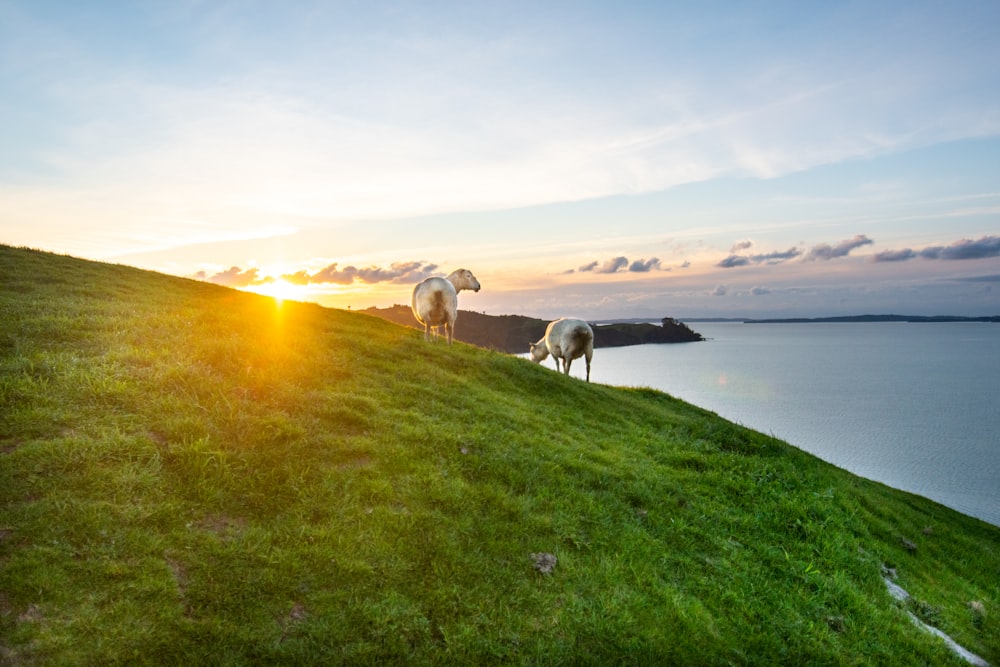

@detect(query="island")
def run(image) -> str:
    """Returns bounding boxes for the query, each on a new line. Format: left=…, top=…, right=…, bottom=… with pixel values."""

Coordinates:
left=363, top=305, right=704, bottom=353
left=742, top=314, right=1000, bottom=324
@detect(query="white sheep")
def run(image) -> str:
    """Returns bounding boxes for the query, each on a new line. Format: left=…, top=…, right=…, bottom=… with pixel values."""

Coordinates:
left=530, top=318, right=594, bottom=381
left=411, top=269, right=481, bottom=343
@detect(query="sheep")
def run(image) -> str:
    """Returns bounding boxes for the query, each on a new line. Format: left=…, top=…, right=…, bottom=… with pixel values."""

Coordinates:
left=411, top=269, right=481, bottom=343
left=530, top=317, right=594, bottom=381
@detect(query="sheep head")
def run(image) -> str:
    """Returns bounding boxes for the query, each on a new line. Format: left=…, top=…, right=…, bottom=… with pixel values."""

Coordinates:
left=529, top=340, right=549, bottom=363
left=446, top=269, right=481, bottom=293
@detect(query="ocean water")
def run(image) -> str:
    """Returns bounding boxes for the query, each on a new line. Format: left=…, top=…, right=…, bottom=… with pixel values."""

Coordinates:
left=560, top=322, right=1000, bottom=527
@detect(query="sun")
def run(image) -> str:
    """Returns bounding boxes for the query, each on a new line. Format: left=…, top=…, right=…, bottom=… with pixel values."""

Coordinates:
left=246, top=278, right=303, bottom=303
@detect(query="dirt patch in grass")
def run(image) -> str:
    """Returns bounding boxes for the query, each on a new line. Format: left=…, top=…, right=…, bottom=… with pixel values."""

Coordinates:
left=0, top=438, right=24, bottom=455
left=193, top=514, right=247, bottom=539
left=530, top=552, right=557, bottom=575
left=279, top=601, right=309, bottom=641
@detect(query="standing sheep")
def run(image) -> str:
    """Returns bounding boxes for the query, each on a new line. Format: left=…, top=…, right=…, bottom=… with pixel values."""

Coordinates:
left=411, top=269, right=481, bottom=344
left=530, top=318, right=594, bottom=381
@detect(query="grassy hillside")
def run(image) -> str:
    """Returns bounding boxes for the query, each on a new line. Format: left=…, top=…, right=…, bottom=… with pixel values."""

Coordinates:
left=1, top=245, right=998, bottom=665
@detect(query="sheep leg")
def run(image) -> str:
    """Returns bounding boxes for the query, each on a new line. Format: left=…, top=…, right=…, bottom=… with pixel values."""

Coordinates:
left=445, top=321, right=454, bottom=345
left=563, top=358, right=572, bottom=375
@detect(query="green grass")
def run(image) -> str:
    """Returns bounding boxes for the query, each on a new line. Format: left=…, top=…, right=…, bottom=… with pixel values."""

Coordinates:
left=1, top=244, right=998, bottom=665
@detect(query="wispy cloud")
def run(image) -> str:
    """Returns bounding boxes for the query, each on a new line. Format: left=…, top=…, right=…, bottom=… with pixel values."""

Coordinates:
left=595, top=257, right=629, bottom=274
left=871, top=248, right=918, bottom=263
left=572, top=256, right=667, bottom=274
left=873, top=236, right=1000, bottom=262
left=197, top=266, right=272, bottom=288
left=805, top=234, right=873, bottom=261
left=716, top=245, right=802, bottom=268
left=303, top=261, right=439, bottom=285
left=199, top=260, right=439, bottom=288
left=629, top=257, right=662, bottom=272
left=9, top=1, right=1000, bottom=262
left=718, top=235, right=875, bottom=268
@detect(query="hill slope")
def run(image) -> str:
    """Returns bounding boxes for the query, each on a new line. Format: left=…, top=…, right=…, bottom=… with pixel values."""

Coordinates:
left=1, top=245, right=998, bottom=665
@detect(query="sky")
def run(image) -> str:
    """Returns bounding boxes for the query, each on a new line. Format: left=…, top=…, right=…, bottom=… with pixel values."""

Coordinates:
left=2, top=1, right=1000, bottom=320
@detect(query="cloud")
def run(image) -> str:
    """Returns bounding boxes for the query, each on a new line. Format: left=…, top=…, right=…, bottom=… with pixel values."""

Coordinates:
left=717, top=255, right=750, bottom=269
left=870, top=248, right=917, bottom=263
left=302, top=260, right=439, bottom=285
left=805, top=234, right=874, bottom=261
left=577, top=257, right=628, bottom=273
left=716, top=247, right=802, bottom=268
left=629, top=257, right=661, bottom=272
left=576, top=256, right=666, bottom=274
left=198, top=260, right=440, bottom=287
left=199, top=266, right=272, bottom=287
left=597, top=256, right=630, bottom=273
left=363, top=262, right=441, bottom=284
left=922, top=235, right=1000, bottom=260
left=750, top=286, right=771, bottom=296
left=873, top=235, right=1000, bottom=263
left=711, top=285, right=728, bottom=296
left=717, top=234, right=873, bottom=269
left=281, top=270, right=313, bottom=286
left=307, top=264, right=359, bottom=285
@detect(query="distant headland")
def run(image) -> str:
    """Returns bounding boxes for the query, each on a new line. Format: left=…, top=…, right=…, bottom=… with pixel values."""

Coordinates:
left=739, top=314, right=1000, bottom=324
left=363, top=305, right=704, bottom=353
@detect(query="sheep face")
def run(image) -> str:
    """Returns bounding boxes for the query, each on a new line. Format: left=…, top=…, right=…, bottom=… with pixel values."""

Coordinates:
left=447, top=269, right=481, bottom=293
left=529, top=340, right=549, bottom=363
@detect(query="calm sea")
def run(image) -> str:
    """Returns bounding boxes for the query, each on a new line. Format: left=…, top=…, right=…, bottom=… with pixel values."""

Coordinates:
left=554, top=322, right=1000, bottom=527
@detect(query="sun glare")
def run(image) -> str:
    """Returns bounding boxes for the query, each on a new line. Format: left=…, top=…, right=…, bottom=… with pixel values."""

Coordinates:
left=245, top=278, right=303, bottom=303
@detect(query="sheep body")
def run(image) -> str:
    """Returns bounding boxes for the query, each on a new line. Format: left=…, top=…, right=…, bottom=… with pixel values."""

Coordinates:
left=411, top=269, right=481, bottom=343
left=530, top=318, right=594, bottom=381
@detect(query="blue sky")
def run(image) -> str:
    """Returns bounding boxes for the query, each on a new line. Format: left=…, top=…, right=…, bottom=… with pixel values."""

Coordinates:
left=2, top=1, right=999, bottom=319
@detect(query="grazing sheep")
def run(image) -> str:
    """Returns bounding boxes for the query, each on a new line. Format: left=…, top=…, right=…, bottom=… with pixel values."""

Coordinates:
left=411, top=269, right=481, bottom=343
left=530, top=317, right=594, bottom=381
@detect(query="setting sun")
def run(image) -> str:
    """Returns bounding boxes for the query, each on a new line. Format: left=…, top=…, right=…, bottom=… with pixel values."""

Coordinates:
left=243, top=278, right=303, bottom=303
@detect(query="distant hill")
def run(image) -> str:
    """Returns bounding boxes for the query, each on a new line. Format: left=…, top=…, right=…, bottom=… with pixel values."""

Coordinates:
left=743, top=314, right=1000, bottom=324
left=363, top=305, right=704, bottom=353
